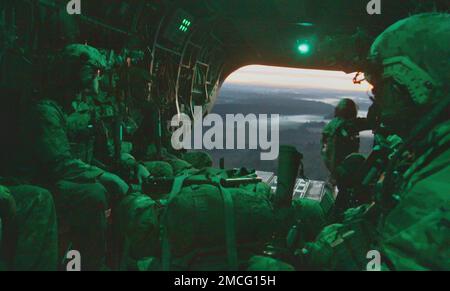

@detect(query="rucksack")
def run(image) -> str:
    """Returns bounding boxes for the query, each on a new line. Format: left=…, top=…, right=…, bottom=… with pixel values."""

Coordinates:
left=158, top=168, right=275, bottom=271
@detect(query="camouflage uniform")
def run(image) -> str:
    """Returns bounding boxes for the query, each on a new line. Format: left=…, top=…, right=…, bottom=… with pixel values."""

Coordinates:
left=61, top=95, right=160, bottom=267
left=321, top=116, right=368, bottom=181
left=304, top=13, right=450, bottom=270
left=322, top=118, right=358, bottom=173
left=13, top=98, right=109, bottom=270
left=0, top=183, right=58, bottom=271
left=49, top=45, right=159, bottom=266
left=378, top=121, right=450, bottom=269
left=5, top=44, right=127, bottom=270
left=321, top=113, right=369, bottom=216
left=367, top=13, right=450, bottom=270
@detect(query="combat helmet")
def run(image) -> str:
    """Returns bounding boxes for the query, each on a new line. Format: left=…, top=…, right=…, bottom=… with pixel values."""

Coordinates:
left=52, top=44, right=107, bottom=96
left=366, top=13, right=449, bottom=107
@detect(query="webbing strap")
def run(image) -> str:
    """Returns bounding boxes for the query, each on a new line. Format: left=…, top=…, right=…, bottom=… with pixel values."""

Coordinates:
left=161, top=174, right=190, bottom=271
left=161, top=172, right=238, bottom=271
left=218, top=184, right=238, bottom=270
left=208, top=173, right=238, bottom=270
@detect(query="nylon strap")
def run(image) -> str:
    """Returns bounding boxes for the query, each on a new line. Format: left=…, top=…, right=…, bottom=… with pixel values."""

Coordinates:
left=161, top=172, right=238, bottom=271
left=217, top=183, right=238, bottom=270
left=161, top=173, right=190, bottom=271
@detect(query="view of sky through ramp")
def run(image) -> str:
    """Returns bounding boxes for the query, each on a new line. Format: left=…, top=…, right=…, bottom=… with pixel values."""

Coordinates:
left=209, top=65, right=375, bottom=180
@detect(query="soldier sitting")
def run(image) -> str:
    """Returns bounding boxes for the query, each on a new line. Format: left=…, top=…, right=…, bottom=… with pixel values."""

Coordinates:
left=6, top=44, right=159, bottom=270
left=301, top=13, right=450, bottom=271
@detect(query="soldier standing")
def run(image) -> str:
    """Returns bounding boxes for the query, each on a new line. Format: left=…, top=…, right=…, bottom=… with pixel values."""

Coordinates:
left=321, top=98, right=367, bottom=183
left=321, top=99, right=370, bottom=214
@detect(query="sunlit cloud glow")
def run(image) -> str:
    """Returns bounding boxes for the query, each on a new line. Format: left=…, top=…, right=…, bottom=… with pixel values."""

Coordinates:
left=225, top=65, right=373, bottom=92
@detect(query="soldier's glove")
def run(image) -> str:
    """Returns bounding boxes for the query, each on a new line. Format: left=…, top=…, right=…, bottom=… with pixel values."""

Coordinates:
left=0, top=185, right=16, bottom=221
left=299, top=224, right=345, bottom=270
left=301, top=204, right=377, bottom=271
left=98, top=172, right=130, bottom=199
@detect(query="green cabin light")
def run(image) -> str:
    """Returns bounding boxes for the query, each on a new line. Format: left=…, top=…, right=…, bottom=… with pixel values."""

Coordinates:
left=297, top=43, right=311, bottom=54
left=182, top=19, right=191, bottom=26
left=179, top=18, right=191, bottom=32
left=179, top=25, right=189, bottom=32
left=297, top=22, right=314, bottom=27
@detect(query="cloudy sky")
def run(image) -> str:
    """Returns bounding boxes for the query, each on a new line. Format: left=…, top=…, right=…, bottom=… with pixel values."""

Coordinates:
left=225, top=65, right=373, bottom=92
